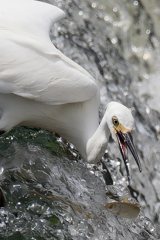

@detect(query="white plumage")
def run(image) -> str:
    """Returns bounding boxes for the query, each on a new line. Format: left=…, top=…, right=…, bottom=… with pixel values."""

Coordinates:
left=0, top=0, right=141, bottom=181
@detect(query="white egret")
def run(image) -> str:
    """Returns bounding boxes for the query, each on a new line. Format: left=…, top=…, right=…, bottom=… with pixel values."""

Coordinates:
left=0, top=0, right=141, bottom=181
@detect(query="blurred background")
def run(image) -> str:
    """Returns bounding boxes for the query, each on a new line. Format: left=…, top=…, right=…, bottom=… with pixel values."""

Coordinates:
left=0, top=0, right=160, bottom=239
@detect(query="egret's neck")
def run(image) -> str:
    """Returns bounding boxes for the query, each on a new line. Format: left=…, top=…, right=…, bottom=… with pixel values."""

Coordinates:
left=86, top=114, right=110, bottom=163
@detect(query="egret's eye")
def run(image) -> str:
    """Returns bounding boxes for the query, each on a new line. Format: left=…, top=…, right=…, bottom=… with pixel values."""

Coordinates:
left=109, top=204, right=113, bottom=209
left=112, top=116, right=119, bottom=126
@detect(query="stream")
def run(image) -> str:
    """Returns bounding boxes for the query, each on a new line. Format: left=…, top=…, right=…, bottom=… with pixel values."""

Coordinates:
left=0, top=0, right=160, bottom=239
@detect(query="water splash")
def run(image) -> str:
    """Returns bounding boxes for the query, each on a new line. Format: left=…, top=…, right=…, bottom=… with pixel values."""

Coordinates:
left=0, top=0, right=160, bottom=238
left=0, top=127, right=158, bottom=239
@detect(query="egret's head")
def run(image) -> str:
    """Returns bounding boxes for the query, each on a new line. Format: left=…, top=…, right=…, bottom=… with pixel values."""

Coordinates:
left=106, top=102, right=134, bottom=141
left=105, top=101, right=141, bottom=182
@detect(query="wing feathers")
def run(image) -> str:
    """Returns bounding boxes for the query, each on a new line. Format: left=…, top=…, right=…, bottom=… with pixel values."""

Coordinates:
left=0, top=0, right=65, bottom=43
left=0, top=0, right=97, bottom=105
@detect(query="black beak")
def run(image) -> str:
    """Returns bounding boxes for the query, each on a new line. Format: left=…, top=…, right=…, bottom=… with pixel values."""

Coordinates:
left=116, top=131, right=141, bottom=183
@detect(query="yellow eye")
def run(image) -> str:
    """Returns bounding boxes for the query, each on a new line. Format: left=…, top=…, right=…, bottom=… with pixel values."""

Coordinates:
left=112, top=116, right=119, bottom=126
left=109, top=204, right=113, bottom=209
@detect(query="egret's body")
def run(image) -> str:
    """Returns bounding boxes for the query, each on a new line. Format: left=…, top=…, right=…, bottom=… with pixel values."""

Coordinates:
left=0, top=92, right=100, bottom=162
left=0, top=0, right=141, bottom=179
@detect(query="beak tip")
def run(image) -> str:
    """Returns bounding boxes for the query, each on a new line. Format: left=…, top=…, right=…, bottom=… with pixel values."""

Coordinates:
left=138, top=164, right=142, bottom=172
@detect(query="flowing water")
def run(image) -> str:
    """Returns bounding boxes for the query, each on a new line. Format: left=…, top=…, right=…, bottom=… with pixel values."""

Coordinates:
left=0, top=0, right=160, bottom=239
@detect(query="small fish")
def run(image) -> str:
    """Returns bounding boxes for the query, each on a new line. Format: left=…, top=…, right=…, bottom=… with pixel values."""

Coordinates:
left=104, top=197, right=140, bottom=219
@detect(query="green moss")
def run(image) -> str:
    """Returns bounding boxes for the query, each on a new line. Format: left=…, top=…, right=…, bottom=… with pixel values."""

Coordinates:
left=0, top=232, right=25, bottom=240
left=0, top=126, right=66, bottom=157
left=47, top=215, right=59, bottom=225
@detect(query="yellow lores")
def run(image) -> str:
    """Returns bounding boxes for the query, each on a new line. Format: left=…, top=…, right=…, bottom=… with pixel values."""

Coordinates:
left=104, top=197, right=140, bottom=219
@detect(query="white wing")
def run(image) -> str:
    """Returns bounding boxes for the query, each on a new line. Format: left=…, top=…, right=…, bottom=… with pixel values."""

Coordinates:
left=0, top=0, right=97, bottom=105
